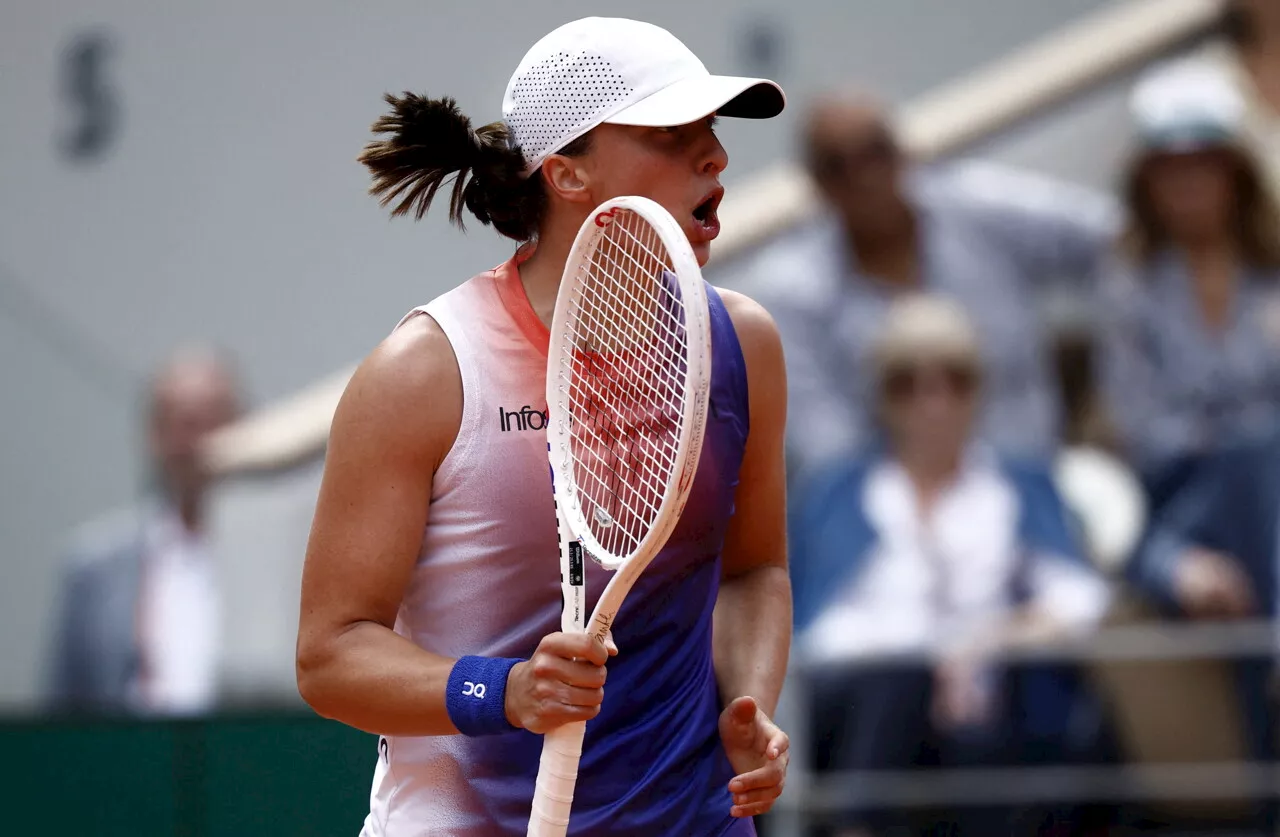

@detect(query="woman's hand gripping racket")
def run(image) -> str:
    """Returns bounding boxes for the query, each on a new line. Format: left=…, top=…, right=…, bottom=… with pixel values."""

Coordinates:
left=527, top=196, right=713, bottom=837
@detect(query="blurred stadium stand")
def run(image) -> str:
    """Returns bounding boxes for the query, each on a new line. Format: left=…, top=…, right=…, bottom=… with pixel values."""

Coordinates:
left=2, top=0, right=1132, bottom=709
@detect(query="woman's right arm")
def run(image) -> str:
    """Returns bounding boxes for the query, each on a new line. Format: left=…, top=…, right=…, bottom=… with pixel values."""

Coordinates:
left=295, top=315, right=609, bottom=737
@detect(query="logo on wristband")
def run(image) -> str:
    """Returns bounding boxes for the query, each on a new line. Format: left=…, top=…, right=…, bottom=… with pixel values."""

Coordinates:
left=462, top=681, right=487, bottom=699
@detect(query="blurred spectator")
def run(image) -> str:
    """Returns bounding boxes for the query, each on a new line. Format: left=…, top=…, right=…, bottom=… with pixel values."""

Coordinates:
left=1098, top=60, right=1280, bottom=508
left=1194, top=0, right=1280, bottom=201
left=789, top=295, right=1110, bottom=837
left=1129, top=431, right=1279, bottom=828
left=46, top=346, right=241, bottom=716
left=735, top=90, right=1118, bottom=480
left=1131, top=435, right=1267, bottom=626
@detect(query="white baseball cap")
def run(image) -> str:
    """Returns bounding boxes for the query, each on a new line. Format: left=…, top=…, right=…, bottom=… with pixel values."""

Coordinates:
left=1130, top=60, right=1245, bottom=153
left=503, top=17, right=786, bottom=175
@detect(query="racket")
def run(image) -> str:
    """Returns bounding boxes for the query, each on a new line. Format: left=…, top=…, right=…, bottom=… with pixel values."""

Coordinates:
left=526, top=195, right=713, bottom=837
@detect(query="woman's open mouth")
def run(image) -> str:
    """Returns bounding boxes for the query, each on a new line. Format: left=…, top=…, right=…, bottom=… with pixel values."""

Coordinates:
left=691, top=188, right=724, bottom=240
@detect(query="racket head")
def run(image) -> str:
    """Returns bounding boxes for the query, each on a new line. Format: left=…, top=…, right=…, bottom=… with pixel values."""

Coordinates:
left=545, top=196, right=712, bottom=570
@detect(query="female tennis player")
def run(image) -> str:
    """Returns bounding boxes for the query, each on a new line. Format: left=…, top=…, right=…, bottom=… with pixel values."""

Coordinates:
left=296, top=17, right=792, bottom=836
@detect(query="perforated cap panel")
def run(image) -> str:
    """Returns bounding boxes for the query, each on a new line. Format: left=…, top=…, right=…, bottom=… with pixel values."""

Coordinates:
left=505, top=50, right=634, bottom=171
left=501, top=17, right=784, bottom=175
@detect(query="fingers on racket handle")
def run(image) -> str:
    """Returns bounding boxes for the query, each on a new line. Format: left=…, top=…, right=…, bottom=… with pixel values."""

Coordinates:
left=526, top=721, right=587, bottom=837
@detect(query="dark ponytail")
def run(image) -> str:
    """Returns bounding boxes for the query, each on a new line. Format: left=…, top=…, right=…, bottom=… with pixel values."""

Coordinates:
left=358, top=93, right=588, bottom=242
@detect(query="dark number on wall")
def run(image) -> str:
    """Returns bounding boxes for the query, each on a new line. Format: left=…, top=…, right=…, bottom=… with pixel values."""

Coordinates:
left=59, top=30, right=120, bottom=163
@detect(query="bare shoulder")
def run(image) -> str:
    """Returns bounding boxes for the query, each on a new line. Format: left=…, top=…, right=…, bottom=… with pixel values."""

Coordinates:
left=344, top=313, right=459, bottom=404
left=330, top=312, right=463, bottom=471
left=713, top=287, right=786, bottom=369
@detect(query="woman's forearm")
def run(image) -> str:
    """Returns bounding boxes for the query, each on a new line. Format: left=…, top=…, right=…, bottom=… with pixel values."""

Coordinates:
left=712, top=565, right=792, bottom=717
left=297, top=621, right=460, bottom=737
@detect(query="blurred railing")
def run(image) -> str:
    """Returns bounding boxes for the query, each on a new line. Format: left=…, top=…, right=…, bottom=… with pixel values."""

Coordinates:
left=7, top=623, right=1276, bottom=836
left=201, top=0, right=1226, bottom=477
left=769, top=619, right=1280, bottom=836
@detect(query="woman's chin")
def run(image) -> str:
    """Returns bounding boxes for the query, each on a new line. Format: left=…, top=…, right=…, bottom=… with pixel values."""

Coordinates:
left=692, top=242, right=711, bottom=267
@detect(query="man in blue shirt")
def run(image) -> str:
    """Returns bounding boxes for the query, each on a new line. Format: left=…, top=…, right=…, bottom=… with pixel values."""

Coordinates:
left=733, top=92, right=1119, bottom=479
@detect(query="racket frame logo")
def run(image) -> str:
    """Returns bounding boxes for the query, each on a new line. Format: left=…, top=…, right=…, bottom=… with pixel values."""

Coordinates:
left=567, top=541, right=585, bottom=586
left=593, top=207, right=619, bottom=228
left=675, top=379, right=711, bottom=496
left=592, top=612, right=615, bottom=642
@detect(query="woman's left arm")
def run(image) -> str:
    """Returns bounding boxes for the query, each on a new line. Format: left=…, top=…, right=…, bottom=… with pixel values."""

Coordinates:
left=711, top=288, right=794, bottom=819
left=714, top=288, right=792, bottom=717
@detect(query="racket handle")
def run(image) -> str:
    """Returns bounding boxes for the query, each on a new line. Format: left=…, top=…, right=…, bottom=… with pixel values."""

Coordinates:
left=526, top=720, right=587, bottom=837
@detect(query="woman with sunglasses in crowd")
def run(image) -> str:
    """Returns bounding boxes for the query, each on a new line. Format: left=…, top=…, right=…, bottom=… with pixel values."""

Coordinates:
left=788, top=294, right=1110, bottom=837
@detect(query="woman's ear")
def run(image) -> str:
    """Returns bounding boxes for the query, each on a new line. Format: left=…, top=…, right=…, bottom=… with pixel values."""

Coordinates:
left=541, top=154, right=593, bottom=204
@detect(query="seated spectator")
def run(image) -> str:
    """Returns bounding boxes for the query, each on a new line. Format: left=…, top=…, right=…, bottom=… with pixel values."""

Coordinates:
left=46, top=346, right=241, bottom=716
left=1099, top=60, right=1280, bottom=509
left=790, top=295, right=1110, bottom=837
left=1129, top=431, right=1280, bottom=829
left=734, top=90, right=1118, bottom=480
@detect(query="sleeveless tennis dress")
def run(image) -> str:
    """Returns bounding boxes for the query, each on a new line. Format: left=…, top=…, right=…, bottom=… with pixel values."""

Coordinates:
left=360, top=254, right=754, bottom=837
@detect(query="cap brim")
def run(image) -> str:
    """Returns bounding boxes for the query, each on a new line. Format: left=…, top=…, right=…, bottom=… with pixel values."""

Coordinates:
left=604, top=74, right=785, bottom=127
left=1139, top=124, right=1237, bottom=154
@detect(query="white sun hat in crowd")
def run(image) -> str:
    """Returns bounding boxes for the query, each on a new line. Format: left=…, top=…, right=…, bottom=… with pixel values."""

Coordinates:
left=1130, top=59, right=1246, bottom=153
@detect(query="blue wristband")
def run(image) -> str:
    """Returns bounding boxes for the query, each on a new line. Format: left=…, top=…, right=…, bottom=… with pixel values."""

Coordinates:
left=445, top=656, right=523, bottom=737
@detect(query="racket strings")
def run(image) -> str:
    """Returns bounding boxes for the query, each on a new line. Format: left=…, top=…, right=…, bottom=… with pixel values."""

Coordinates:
left=553, top=210, right=691, bottom=559
left=560, top=290, right=679, bottom=464
left=563, top=340, right=680, bottom=549
left=565, top=287, right=686, bottom=459
left=603, top=219, right=690, bottom=361
left=574, top=225, right=688, bottom=421
left=579, top=237, right=676, bottom=356
left=579, top=254, right=687, bottom=376
left=580, top=219, right=688, bottom=425
left=568, top=222, right=687, bottom=444
left=565, top=361, right=679, bottom=520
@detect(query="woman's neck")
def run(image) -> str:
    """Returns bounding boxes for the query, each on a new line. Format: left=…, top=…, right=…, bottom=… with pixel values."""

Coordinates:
left=1183, top=239, right=1241, bottom=333
left=161, top=487, right=204, bottom=535
left=899, top=447, right=963, bottom=512
left=848, top=210, right=920, bottom=289
left=516, top=225, right=579, bottom=327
